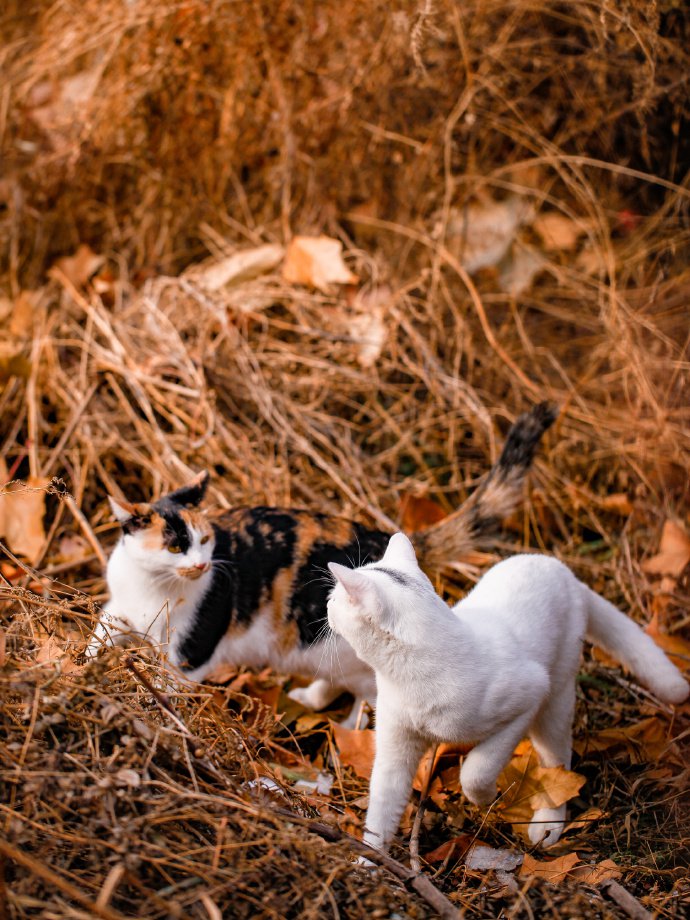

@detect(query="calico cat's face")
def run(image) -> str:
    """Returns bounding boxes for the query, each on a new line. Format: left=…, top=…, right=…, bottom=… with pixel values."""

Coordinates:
left=327, top=533, right=435, bottom=655
left=109, top=471, right=215, bottom=580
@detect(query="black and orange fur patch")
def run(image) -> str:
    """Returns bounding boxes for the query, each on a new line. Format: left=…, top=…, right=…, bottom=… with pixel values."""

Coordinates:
left=176, top=507, right=391, bottom=670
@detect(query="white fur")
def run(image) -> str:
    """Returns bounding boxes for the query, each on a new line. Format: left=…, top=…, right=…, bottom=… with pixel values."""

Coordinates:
left=327, top=533, right=689, bottom=852
left=86, top=523, right=214, bottom=659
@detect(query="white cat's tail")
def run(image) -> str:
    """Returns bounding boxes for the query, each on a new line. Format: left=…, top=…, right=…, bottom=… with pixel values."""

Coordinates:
left=584, top=588, right=689, bottom=704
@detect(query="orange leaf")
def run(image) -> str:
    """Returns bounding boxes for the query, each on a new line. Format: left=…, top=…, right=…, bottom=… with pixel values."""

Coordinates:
left=642, top=520, right=690, bottom=577
left=399, top=492, right=448, bottom=533
left=9, top=290, right=40, bottom=339
left=598, top=493, right=634, bottom=516
left=570, top=858, right=621, bottom=885
left=332, top=724, right=376, bottom=780
left=519, top=852, right=581, bottom=882
left=282, top=236, right=358, bottom=292
left=0, top=475, right=49, bottom=563
left=204, top=663, right=242, bottom=684
left=574, top=716, right=684, bottom=765
left=412, top=741, right=471, bottom=791
left=51, top=244, right=105, bottom=289
left=424, top=834, right=475, bottom=864
left=563, top=806, right=605, bottom=834
left=497, top=742, right=585, bottom=841
left=34, top=636, right=78, bottom=675
left=532, top=212, right=587, bottom=252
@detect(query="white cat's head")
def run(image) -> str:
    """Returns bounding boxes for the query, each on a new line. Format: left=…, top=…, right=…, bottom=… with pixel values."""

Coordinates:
left=109, top=471, right=215, bottom=581
left=326, top=533, right=442, bottom=663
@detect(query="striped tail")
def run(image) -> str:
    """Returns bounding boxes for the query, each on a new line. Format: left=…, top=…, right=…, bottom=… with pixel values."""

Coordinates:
left=414, top=402, right=557, bottom=577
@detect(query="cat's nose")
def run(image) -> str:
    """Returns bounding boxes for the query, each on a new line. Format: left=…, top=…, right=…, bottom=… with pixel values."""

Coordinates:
left=195, top=562, right=209, bottom=571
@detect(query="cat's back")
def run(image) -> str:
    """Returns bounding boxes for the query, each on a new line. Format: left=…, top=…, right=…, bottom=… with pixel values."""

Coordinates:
left=454, top=554, right=583, bottom=623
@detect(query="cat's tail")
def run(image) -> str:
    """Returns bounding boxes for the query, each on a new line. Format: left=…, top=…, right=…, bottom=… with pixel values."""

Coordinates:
left=414, top=402, right=557, bottom=577
left=585, top=588, right=689, bottom=704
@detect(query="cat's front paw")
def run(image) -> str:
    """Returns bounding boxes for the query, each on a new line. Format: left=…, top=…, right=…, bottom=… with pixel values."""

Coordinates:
left=528, top=807, right=565, bottom=847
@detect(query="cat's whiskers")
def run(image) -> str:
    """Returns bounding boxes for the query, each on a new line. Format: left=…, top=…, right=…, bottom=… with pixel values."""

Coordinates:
left=308, top=618, right=331, bottom=648
left=211, top=559, right=236, bottom=587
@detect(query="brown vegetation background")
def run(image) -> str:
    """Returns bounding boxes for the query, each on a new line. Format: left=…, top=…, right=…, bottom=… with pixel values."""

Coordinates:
left=1, top=1, right=689, bottom=918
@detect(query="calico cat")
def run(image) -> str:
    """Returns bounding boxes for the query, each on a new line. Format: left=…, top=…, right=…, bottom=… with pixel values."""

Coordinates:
left=87, top=404, right=556, bottom=725
left=326, top=534, right=688, bottom=849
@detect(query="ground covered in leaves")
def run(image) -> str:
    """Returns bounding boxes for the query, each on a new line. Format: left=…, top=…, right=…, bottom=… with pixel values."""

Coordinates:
left=1, top=1, right=689, bottom=917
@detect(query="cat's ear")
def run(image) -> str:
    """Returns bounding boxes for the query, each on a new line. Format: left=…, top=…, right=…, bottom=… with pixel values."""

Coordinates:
left=166, top=470, right=210, bottom=508
left=108, top=496, right=152, bottom=525
left=328, top=562, right=372, bottom=603
left=108, top=496, right=137, bottom=523
left=382, top=532, right=418, bottom=568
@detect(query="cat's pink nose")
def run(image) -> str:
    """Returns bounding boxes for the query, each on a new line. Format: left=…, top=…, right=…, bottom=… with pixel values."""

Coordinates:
left=195, top=562, right=209, bottom=571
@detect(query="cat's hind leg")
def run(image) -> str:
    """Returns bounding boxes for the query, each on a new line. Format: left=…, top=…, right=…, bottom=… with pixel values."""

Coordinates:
left=527, top=685, right=576, bottom=847
left=461, top=670, right=549, bottom=807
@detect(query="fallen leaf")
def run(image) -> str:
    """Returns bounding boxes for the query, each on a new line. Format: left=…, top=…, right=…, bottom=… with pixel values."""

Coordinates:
left=574, top=716, right=684, bottom=765
left=575, top=243, right=607, bottom=276
left=399, top=492, right=447, bottom=533
left=0, top=628, right=6, bottom=666
left=599, top=493, right=634, bottom=516
left=519, top=852, right=581, bottom=882
left=185, top=243, right=284, bottom=292
left=34, top=636, right=78, bottom=675
left=0, top=476, right=49, bottom=563
left=413, top=741, right=472, bottom=792
left=424, top=834, right=475, bottom=864
left=348, top=286, right=390, bottom=368
left=247, top=681, right=281, bottom=712
left=642, top=520, right=690, bottom=577
left=294, top=711, right=329, bottom=732
left=51, top=245, right=105, bottom=289
left=532, top=213, right=588, bottom=252
left=444, top=195, right=534, bottom=274
left=203, top=662, right=241, bottom=684
left=497, top=742, right=585, bottom=840
left=332, top=723, right=375, bottom=780
left=565, top=483, right=633, bottom=517
left=282, top=236, right=358, bottom=292
left=563, top=806, right=605, bottom=834
left=9, top=290, right=40, bottom=338
left=499, top=244, right=547, bottom=295
left=571, top=858, right=621, bottom=885
left=0, top=349, right=32, bottom=382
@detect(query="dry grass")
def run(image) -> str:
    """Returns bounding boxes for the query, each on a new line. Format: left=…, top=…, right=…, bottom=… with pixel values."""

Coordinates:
left=1, top=0, right=689, bottom=917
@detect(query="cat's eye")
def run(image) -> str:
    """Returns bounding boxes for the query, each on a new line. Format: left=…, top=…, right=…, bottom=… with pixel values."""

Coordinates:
left=200, top=535, right=210, bottom=545
left=168, top=544, right=182, bottom=554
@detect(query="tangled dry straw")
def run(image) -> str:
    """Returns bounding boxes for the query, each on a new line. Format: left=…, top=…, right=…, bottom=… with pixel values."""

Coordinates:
left=1, top=0, right=690, bottom=917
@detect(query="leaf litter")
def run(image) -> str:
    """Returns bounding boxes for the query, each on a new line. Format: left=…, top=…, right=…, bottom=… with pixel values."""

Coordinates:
left=2, top=1, right=690, bottom=917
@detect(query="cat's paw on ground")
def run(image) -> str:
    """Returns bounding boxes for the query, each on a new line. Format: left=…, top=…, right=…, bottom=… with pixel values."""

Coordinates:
left=528, top=806, right=566, bottom=847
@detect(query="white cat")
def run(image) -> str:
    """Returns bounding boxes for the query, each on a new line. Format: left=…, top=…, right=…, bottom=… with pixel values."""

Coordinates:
left=327, top=534, right=689, bottom=851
